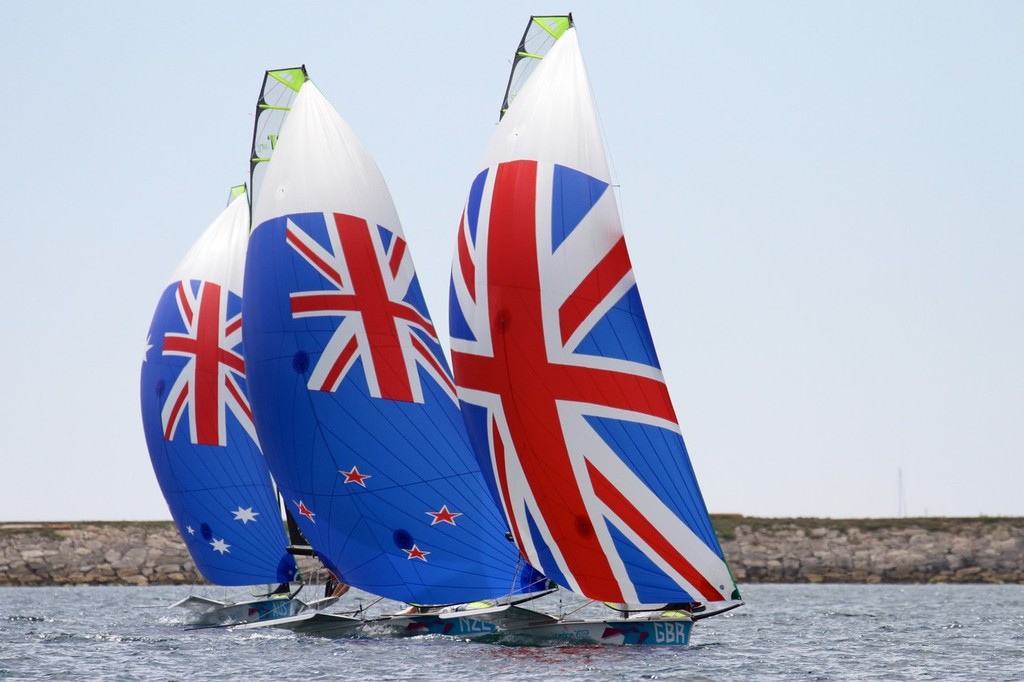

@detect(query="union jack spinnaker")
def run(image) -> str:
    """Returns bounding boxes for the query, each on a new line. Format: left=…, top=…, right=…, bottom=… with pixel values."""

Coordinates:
left=140, top=186, right=298, bottom=586
left=241, top=76, right=545, bottom=605
left=450, top=20, right=741, bottom=606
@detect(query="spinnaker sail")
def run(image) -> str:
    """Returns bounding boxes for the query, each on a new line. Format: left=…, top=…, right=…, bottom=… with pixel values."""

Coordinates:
left=241, top=77, right=544, bottom=606
left=141, top=186, right=298, bottom=587
left=449, top=24, right=739, bottom=607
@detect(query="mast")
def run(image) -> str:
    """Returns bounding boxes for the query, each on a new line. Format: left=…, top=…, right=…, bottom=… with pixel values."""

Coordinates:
left=898, top=468, right=907, bottom=517
left=247, top=66, right=315, bottom=561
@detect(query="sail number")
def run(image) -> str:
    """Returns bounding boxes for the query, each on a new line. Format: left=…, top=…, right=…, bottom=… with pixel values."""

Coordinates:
left=653, top=621, right=689, bottom=644
left=448, top=619, right=496, bottom=634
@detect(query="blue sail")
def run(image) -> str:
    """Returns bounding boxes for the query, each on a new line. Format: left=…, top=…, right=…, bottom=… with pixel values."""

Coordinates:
left=242, top=80, right=539, bottom=605
left=140, top=188, right=298, bottom=586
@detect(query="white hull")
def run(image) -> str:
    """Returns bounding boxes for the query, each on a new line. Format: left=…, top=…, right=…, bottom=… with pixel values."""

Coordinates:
left=230, top=610, right=499, bottom=639
left=497, top=616, right=693, bottom=646
left=233, top=611, right=363, bottom=637
left=171, top=594, right=305, bottom=626
left=444, top=603, right=694, bottom=646
left=366, top=613, right=498, bottom=638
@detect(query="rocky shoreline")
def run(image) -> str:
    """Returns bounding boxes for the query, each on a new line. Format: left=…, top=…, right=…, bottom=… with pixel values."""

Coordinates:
left=1, top=517, right=1021, bottom=587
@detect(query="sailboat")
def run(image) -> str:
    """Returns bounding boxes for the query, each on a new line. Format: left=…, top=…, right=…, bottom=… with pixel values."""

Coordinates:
left=447, top=15, right=742, bottom=645
left=138, top=68, right=349, bottom=626
left=235, top=68, right=549, bottom=638
left=140, top=184, right=306, bottom=626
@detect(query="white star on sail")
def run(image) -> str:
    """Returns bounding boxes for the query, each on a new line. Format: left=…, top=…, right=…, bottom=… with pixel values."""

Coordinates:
left=232, top=506, right=259, bottom=524
left=210, top=538, right=231, bottom=554
left=186, top=525, right=195, bottom=535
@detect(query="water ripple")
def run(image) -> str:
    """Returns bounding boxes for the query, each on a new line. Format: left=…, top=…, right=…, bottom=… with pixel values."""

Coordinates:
left=1, top=584, right=1023, bottom=680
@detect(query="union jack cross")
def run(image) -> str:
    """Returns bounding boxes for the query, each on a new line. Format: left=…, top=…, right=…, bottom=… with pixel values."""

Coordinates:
left=160, top=280, right=257, bottom=447
left=450, top=160, right=730, bottom=604
left=286, top=212, right=456, bottom=404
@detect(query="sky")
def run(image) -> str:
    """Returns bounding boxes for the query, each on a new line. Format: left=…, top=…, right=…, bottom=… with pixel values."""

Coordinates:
left=3, top=1, right=1022, bottom=522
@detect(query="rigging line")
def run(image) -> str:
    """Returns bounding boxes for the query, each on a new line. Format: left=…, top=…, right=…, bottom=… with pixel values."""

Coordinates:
left=561, top=599, right=595, bottom=619
left=183, top=622, right=239, bottom=631
left=691, top=600, right=743, bottom=621
left=505, top=553, right=524, bottom=601
left=349, top=595, right=384, bottom=617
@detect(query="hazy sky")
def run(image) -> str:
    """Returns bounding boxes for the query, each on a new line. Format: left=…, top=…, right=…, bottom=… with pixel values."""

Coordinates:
left=4, top=2, right=1021, bottom=522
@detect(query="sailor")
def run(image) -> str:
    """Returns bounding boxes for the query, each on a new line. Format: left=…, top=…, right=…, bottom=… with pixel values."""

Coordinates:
left=398, top=604, right=429, bottom=615
left=324, top=571, right=350, bottom=599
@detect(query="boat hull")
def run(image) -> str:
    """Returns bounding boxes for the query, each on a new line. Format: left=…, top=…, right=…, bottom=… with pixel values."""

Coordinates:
left=233, top=611, right=363, bottom=637
left=173, top=595, right=305, bottom=626
left=499, top=616, right=693, bottom=646
left=367, top=614, right=498, bottom=638
left=232, top=611, right=497, bottom=639
left=439, top=602, right=694, bottom=646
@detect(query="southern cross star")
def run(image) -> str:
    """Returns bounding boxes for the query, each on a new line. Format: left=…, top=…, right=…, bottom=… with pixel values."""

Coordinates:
left=232, top=506, right=259, bottom=524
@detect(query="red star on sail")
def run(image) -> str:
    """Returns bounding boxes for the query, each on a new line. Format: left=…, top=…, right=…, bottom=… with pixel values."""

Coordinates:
left=340, top=466, right=371, bottom=487
left=426, top=505, right=462, bottom=526
left=294, top=500, right=316, bottom=523
left=404, top=544, right=429, bottom=561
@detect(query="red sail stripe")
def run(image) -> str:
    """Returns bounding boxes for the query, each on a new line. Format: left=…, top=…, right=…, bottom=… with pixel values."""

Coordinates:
left=558, top=236, right=631, bottom=345
left=388, top=236, right=406, bottom=278
left=457, top=214, right=477, bottom=302
left=287, top=225, right=344, bottom=287
left=586, top=460, right=722, bottom=601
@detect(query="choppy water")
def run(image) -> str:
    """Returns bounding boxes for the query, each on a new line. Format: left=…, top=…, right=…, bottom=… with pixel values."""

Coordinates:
left=1, top=584, right=1022, bottom=680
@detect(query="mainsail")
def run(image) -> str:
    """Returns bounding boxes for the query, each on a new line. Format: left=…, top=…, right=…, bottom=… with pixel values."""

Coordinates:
left=449, top=25, right=739, bottom=606
left=249, top=66, right=308, bottom=221
left=140, top=186, right=298, bottom=586
left=497, top=14, right=574, bottom=120
left=247, top=65, right=312, bottom=555
left=242, top=78, right=543, bottom=605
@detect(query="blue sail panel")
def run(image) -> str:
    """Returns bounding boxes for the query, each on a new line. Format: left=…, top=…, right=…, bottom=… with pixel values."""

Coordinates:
left=458, top=400, right=503, bottom=512
left=551, top=163, right=608, bottom=251
left=141, top=278, right=297, bottom=586
left=572, top=283, right=662, bottom=368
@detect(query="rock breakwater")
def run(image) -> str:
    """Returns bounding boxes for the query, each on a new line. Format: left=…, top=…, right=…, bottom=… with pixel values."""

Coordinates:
left=1, top=517, right=1022, bottom=586
left=0, top=522, right=201, bottom=586
left=716, top=516, right=1024, bottom=584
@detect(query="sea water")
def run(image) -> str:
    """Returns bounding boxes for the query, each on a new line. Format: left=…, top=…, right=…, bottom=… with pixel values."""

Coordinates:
left=1, top=584, right=1022, bottom=681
